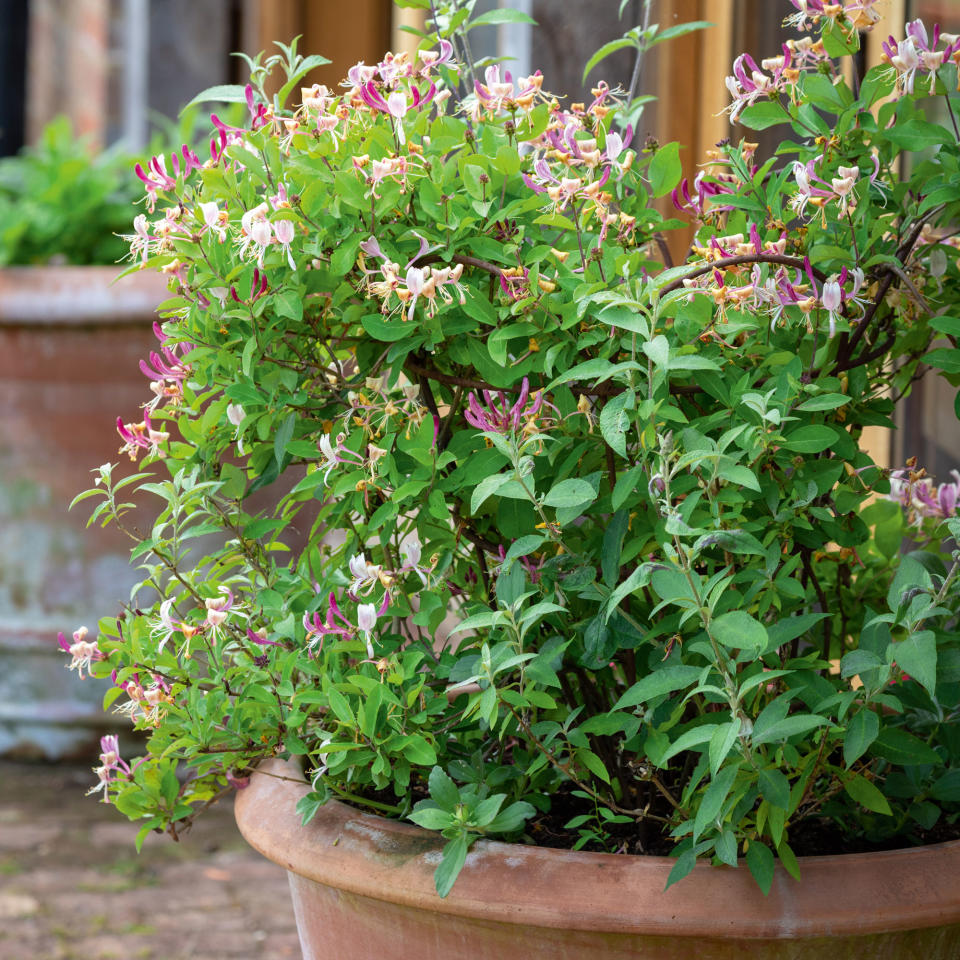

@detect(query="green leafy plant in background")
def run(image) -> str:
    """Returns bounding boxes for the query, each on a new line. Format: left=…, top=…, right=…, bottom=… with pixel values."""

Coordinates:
left=0, top=116, right=141, bottom=265
left=61, top=0, right=960, bottom=897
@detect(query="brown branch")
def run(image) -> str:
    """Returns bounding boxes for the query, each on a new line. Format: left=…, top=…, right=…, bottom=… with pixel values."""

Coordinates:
left=658, top=253, right=827, bottom=297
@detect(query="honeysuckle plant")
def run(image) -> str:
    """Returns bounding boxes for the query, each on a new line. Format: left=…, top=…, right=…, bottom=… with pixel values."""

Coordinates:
left=65, top=1, right=960, bottom=897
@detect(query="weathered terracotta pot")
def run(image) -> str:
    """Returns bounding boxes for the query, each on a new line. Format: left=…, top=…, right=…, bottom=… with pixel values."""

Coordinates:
left=0, top=266, right=167, bottom=757
left=235, top=761, right=960, bottom=960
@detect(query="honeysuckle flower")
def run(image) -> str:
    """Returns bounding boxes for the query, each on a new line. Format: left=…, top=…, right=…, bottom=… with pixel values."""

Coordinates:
left=821, top=277, right=844, bottom=337
left=204, top=586, right=242, bottom=633
left=226, top=402, right=246, bottom=453
left=303, top=591, right=389, bottom=656
left=134, top=155, right=176, bottom=211
left=317, top=432, right=365, bottom=484
left=198, top=201, right=227, bottom=242
left=149, top=597, right=199, bottom=655
left=57, top=626, right=104, bottom=678
left=245, top=83, right=270, bottom=129
left=348, top=553, right=384, bottom=597
left=882, top=21, right=960, bottom=97
left=464, top=377, right=547, bottom=435
left=246, top=627, right=281, bottom=646
left=127, top=214, right=154, bottom=262
left=238, top=203, right=272, bottom=265
left=274, top=218, right=296, bottom=270
left=140, top=322, right=191, bottom=411
left=230, top=267, right=269, bottom=305
left=115, top=678, right=172, bottom=726
left=117, top=409, right=169, bottom=460
left=473, top=66, right=545, bottom=115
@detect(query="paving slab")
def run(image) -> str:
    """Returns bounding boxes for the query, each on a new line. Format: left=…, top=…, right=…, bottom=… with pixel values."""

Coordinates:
left=0, top=761, right=301, bottom=960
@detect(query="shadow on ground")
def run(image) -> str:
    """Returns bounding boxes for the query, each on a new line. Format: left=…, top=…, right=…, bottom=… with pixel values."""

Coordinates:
left=0, top=761, right=300, bottom=960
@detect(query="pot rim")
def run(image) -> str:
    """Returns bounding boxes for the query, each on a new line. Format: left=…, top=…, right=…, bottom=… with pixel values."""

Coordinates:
left=235, top=759, right=960, bottom=940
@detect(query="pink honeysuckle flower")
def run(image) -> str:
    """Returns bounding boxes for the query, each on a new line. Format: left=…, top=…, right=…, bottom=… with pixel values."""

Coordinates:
left=237, top=202, right=272, bottom=265
left=881, top=21, right=960, bottom=96
left=273, top=218, right=297, bottom=270
left=117, top=409, right=169, bottom=460
left=359, top=80, right=436, bottom=143
left=57, top=626, right=104, bottom=678
left=348, top=553, right=384, bottom=598
left=671, top=170, right=734, bottom=219
left=86, top=735, right=143, bottom=801
left=140, top=324, right=191, bottom=410
left=114, top=677, right=171, bottom=727
left=127, top=214, right=154, bottom=263
left=913, top=470, right=960, bottom=519
left=134, top=155, right=176, bottom=212
left=246, top=627, right=281, bottom=646
left=230, top=267, right=269, bottom=305
left=245, top=83, right=270, bottom=129
left=198, top=201, right=227, bottom=242
left=149, top=597, right=199, bottom=655
left=317, top=431, right=365, bottom=484
left=204, top=586, right=245, bottom=636
left=418, top=39, right=455, bottom=77
left=302, top=590, right=389, bottom=656
left=359, top=236, right=385, bottom=260
left=464, top=377, right=547, bottom=435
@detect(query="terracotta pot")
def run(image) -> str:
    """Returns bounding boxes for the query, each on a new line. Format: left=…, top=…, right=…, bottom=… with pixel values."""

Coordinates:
left=235, top=760, right=960, bottom=959
left=0, top=266, right=167, bottom=758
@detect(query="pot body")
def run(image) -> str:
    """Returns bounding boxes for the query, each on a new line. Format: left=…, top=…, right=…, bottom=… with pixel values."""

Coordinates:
left=235, top=762, right=960, bottom=960
left=0, top=266, right=167, bottom=758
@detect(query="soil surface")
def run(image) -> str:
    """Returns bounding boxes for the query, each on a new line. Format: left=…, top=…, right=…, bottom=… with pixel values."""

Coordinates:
left=0, top=761, right=300, bottom=960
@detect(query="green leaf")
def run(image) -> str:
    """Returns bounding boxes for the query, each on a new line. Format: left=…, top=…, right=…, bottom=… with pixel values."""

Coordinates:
left=844, top=709, right=880, bottom=768
left=708, top=721, right=739, bottom=776
left=361, top=312, right=419, bottom=342
left=487, top=800, right=535, bottom=833
left=795, top=393, right=851, bottom=412
left=613, top=664, right=703, bottom=709
left=746, top=842, right=775, bottom=895
left=435, top=835, right=469, bottom=898
left=871, top=727, right=940, bottom=766
left=471, top=473, right=510, bottom=514
left=693, top=763, right=739, bottom=841
left=599, top=392, right=632, bottom=457
left=664, top=849, right=698, bottom=890
left=468, top=7, right=536, bottom=28
left=781, top=425, right=836, bottom=453
left=886, top=119, right=953, bottom=150
left=739, top=101, right=789, bottom=130
left=752, top=714, right=829, bottom=745
left=717, top=464, right=761, bottom=493
left=582, top=37, right=636, bottom=83
left=428, top=766, right=460, bottom=811
left=181, top=83, right=249, bottom=112
left=648, top=142, right=682, bottom=198
left=409, top=805, right=454, bottom=831
left=844, top=775, right=893, bottom=816
left=924, top=347, right=960, bottom=374
left=758, top=768, right=791, bottom=811
left=887, top=631, right=937, bottom=698
left=642, top=334, right=670, bottom=369
left=274, top=413, right=296, bottom=470
left=711, top=611, right=767, bottom=653
left=577, top=748, right=611, bottom=784
left=543, top=478, right=596, bottom=509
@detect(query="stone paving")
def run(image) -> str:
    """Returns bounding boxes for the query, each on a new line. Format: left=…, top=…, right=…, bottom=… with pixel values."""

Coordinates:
left=0, top=761, right=301, bottom=960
